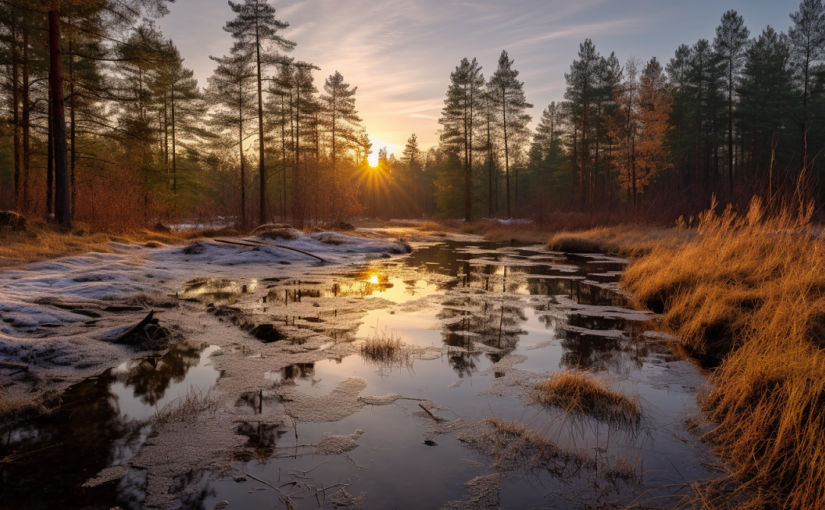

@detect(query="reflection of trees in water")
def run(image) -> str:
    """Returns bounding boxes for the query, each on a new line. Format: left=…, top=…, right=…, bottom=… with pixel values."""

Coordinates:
left=168, top=469, right=216, bottom=510
left=235, top=422, right=289, bottom=461
left=1, top=372, right=147, bottom=508
left=536, top=306, right=656, bottom=375
left=120, top=342, right=205, bottom=406
left=280, top=363, right=315, bottom=382
left=438, top=266, right=531, bottom=376
left=526, top=278, right=626, bottom=306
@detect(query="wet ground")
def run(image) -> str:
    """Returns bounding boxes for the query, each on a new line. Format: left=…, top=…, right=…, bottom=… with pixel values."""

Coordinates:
left=0, top=234, right=719, bottom=510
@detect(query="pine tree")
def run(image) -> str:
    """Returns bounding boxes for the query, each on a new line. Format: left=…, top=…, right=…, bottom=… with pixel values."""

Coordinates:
left=788, top=0, right=825, bottom=173
left=400, top=133, right=422, bottom=216
left=564, top=40, right=601, bottom=211
left=738, top=27, right=795, bottom=197
left=208, top=42, right=257, bottom=227
left=439, top=57, right=484, bottom=221
left=489, top=50, right=532, bottom=217
left=224, top=0, right=295, bottom=225
left=714, top=9, right=749, bottom=195
left=320, top=70, right=360, bottom=217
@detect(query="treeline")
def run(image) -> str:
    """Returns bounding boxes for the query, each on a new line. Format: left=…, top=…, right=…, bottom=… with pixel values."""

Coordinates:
left=2, top=1, right=823, bottom=228
left=415, top=2, right=825, bottom=220
left=0, top=0, right=389, bottom=229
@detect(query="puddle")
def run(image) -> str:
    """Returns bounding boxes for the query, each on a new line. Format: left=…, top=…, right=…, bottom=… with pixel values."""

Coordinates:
left=1, top=237, right=718, bottom=509
left=0, top=342, right=220, bottom=510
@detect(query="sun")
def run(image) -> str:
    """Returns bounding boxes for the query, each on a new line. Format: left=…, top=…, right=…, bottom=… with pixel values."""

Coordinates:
left=367, top=152, right=379, bottom=167
left=369, top=275, right=379, bottom=284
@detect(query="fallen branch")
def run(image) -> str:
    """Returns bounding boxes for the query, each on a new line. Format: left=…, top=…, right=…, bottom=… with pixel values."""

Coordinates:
left=0, top=361, right=29, bottom=371
left=215, top=238, right=326, bottom=264
left=419, top=403, right=442, bottom=422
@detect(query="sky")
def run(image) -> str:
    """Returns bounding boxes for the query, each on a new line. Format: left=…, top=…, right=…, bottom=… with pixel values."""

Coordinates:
left=158, top=0, right=797, bottom=158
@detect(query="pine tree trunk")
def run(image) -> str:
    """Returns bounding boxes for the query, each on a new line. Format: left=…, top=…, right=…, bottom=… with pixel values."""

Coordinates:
left=21, top=26, right=30, bottom=212
left=49, top=4, right=71, bottom=226
left=172, top=96, right=177, bottom=200
left=255, top=30, right=267, bottom=226
left=47, top=85, right=54, bottom=216
left=239, top=94, right=246, bottom=228
left=502, top=89, right=510, bottom=218
left=69, top=38, right=76, bottom=213
left=11, top=22, right=20, bottom=209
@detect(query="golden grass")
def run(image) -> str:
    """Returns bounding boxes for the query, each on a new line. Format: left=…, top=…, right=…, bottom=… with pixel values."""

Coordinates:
left=535, top=371, right=641, bottom=426
left=546, top=224, right=687, bottom=255
left=622, top=198, right=825, bottom=509
left=0, top=219, right=239, bottom=269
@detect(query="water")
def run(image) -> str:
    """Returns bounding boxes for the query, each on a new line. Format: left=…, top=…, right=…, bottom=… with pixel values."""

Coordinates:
left=0, top=238, right=717, bottom=509
left=0, top=343, right=220, bottom=509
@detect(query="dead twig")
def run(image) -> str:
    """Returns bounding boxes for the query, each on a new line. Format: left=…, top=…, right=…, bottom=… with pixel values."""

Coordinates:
left=419, top=402, right=442, bottom=422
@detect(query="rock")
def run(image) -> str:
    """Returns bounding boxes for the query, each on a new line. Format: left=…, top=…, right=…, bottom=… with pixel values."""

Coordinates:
left=0, top=211, right=26, bottom=230
left=152, top=222, right=171, bottom=233
left=213, top=501, right=229, bottom=510
left=249, top=324, right=285, bottom=343
left=183, top=242, right=205, bottom=255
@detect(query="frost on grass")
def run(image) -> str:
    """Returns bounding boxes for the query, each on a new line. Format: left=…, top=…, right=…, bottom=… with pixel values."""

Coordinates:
left=441, top=473, right=502, bottom=510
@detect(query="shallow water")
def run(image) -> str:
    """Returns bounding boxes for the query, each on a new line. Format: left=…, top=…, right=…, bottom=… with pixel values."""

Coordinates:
left=0, top=238, right=717, bottom=509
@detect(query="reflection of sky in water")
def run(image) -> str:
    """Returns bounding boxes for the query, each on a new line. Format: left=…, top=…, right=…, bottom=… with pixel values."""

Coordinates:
left=110, top=345, right=221, bottom=422
left=209, top=241, right=717, bottom=509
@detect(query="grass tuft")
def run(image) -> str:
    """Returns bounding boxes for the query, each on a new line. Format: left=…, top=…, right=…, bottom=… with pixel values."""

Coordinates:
left=535, top=371, right=641, bottom=426
left=360, top=329, right=403, bottom=362
left=153, top=387, right=218, bottom=426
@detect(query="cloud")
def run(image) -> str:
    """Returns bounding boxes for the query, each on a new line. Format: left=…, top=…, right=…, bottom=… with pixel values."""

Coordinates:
left=159, top=0, right=796, bottom=154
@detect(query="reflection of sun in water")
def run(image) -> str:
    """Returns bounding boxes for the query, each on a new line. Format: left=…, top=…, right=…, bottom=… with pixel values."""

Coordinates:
left=369, top=275, right=380, bottom=285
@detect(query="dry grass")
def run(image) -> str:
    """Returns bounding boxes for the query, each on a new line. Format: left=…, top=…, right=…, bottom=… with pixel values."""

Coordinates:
left=535, top=371, right=641, bottom=426
left=546, top=224, right=687, bottom=255
left=360, top=329, right=403, bottom=361
left=153, top=387, right=219, bottom=426
left=622, top=198, right=825, bottom=509
left=0, top=219, right=239, bottom=269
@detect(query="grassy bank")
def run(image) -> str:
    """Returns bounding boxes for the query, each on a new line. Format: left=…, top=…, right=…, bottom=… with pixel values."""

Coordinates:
left=0, top=220, right=238, bottom=269
left=622, top=199, right=825, bottom=509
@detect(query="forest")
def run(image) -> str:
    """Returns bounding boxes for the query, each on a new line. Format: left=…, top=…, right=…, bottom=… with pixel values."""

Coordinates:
left=0, top=0, right=820, bottom=228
